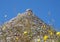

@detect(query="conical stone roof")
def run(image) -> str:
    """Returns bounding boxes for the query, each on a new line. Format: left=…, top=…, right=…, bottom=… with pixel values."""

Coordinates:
left=0, top=9, right=60, bottom=42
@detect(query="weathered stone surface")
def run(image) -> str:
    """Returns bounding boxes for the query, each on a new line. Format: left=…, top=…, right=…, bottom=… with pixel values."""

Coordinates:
left=0, top=9, right=60, bottom=42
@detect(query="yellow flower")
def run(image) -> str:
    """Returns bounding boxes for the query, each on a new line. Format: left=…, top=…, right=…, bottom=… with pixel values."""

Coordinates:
left=50, top=32, right=53, bottom=35
left=44, top=35, right=48, bottom=41
left=23, top=31, right=28, bottom=35
left=56, top=32, right=60, bottom=36
left=37, top=38, right=40, bottom=42
left=16, top=37, right=19, bottom=40
left=48, top=30, right=53, bottom=35
left=41, top=25, right=46, bottom=28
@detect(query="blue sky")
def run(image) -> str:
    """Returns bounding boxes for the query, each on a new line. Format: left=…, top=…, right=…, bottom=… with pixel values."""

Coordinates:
left=0, top=0, right=60, bottom=31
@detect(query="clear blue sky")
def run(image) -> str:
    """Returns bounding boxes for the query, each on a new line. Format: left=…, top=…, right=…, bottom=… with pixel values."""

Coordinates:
left=0, top=0, right=60, bottom=31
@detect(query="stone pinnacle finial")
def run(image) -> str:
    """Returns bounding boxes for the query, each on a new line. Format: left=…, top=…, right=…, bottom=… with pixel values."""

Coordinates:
left=26, top=9, right=33, bottom=16
left=26, top=9, right=32, bottom=12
